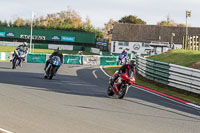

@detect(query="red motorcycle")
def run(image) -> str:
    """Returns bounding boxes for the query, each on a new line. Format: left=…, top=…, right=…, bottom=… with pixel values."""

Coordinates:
left=107, top=71, right=135, bottom=99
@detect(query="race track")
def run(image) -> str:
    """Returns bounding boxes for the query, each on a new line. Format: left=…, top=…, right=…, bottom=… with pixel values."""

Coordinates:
left=0, top=62, right=199, bottom=133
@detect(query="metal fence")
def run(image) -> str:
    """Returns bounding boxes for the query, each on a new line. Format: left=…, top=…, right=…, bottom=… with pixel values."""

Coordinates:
left=183, top=35, right=200, bottom=51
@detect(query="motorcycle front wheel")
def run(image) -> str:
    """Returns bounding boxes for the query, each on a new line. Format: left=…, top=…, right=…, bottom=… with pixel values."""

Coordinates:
left=118, top=84, right=129, bottom=99
left=12, top=58, right=17, bottom=69
left=48, top=66, right=57, bottom=80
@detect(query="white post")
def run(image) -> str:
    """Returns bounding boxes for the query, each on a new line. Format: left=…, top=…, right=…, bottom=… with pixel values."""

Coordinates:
left=30, top=11, right=34, bottom=53
left=186, top=11, right=188, bottom=36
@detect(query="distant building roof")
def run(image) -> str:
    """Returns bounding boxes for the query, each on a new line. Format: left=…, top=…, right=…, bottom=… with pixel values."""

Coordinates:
left=112, top=23, right=200, bottom=44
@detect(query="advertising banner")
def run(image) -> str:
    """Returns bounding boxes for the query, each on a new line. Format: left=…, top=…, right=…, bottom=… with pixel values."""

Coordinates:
left=96, top=41, right=108, bottom=46
left=6, top=32, right=16, bottom=38
left=27, top=53, right=46, bottom=63
left=0, top=32, right=5, bottom=37
left=83, top=55, right=100, bottom=65
left=100, top=56, right=118, bottom=65
left=61, top=36, right=75, bottom=42
left=64, top=55, right=82, bottom=64
left=20, top=35, right=46, bottom=40
left=51, top=36, right=61, bottom=41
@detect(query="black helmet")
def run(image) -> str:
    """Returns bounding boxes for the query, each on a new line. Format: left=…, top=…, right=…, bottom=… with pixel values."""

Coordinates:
left=129, top=60, right=135, bottom=69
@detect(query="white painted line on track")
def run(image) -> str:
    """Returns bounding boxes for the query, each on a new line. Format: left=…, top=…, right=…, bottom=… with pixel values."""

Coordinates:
left=186, top=103, right=200, bottom=110
left=92, top=70, right=98, bottom=79
left=100, top=66, right=200, bottom=111
left=100, top=66, right=111, bottom=78
left=0, top=128, right=13, bottom=133
left=133, top=86, right=200, bottom=111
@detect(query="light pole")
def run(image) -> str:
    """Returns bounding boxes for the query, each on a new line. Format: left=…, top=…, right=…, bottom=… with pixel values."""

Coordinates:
left=171, top=33, right=175, bottom=49
left=186, top=10, right=191, bottom=36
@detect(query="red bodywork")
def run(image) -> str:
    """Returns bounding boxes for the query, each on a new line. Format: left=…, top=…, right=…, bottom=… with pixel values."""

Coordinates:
left=113, top=72, right=135, bottom=94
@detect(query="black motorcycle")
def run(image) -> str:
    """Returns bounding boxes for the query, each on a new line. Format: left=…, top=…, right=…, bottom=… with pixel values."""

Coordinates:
left=44, top=56, right=62, bottom=80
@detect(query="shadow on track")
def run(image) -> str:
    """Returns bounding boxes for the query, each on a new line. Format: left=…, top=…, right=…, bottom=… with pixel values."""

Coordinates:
left=0, top=70, right=106, bottom=99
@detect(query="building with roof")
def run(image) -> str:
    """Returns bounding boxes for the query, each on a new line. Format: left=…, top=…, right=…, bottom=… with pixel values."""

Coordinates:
left=110, top=23, right=200, bottom=55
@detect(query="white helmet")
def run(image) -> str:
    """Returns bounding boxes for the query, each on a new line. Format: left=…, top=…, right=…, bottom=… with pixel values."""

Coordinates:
left=23, top=42, right=28, bottom=46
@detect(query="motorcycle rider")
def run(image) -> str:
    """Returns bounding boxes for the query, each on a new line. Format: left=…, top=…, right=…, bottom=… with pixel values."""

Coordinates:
left=111, top=60, right=136, bottom=86
left=44, top=46, right=63, bottom=71
left=118, top=49, right=129, bottom=65
left=10, top=42, right=28, bottom=62
left=121, top=49, right=128, bottom=58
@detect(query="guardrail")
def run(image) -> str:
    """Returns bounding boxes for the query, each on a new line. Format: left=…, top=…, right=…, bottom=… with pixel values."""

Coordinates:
left=136, top=56, right=200, bottom=94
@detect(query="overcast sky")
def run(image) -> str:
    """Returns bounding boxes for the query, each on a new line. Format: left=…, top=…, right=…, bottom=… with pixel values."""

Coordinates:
left=0, top=0, right=199, bottom=28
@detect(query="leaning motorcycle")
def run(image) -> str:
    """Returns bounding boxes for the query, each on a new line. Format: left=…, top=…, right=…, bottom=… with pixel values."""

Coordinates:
left=117, top=55, right=129, bottom=65
left=107, top=71, right=135, bottom=99
left=11, top=50, right=26, bottom=69
left=44, top=56, right=62, bottom=80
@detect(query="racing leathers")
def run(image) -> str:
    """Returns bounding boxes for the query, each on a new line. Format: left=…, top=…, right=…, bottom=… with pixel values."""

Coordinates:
left=111, top=64, right=135, bottom=86
left=11, top=44, right=28, bottom=61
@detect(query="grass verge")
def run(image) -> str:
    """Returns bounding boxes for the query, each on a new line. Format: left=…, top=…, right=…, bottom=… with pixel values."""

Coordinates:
left=104, top=66, right=200, bottom=105
left=149, top=49, right=200, bottom=68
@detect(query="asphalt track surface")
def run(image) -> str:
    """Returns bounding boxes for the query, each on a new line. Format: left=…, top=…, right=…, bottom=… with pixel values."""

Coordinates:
left=0, top=62, right=199, bottom=133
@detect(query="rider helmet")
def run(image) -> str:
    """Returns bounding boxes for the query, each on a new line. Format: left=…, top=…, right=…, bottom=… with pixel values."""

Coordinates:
left=56, top=46, right=62, bottom=53
left=123, top=49, right=127, bottom=52
left=129, top=60, right=135, bottom=69
left=23, top=42, right=28, bottom=46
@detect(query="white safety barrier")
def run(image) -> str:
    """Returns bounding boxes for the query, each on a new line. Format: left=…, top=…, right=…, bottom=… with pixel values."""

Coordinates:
left=48, top=44, right=73, bottom=50
left=169, top=64, right=200, bottom=94
left=0, top=41, right=22, bottom=47
left=136, top=56, right=200, bottom=94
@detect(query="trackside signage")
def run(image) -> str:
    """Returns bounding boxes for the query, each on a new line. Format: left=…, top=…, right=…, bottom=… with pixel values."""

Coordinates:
left=0, top=32, right=5, bottom=37
left=6, top=32, right=15, bottom=37
left=51, top=36, right=61, bottom=41
left=61, top=36, right=75, bottom=42
left=20, top=35, right=46, bottom=40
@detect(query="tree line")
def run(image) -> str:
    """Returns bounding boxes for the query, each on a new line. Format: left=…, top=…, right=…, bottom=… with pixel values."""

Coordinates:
left=0, top=8, right=104, bottom=38
left=0, top=9, right=186, bottom=39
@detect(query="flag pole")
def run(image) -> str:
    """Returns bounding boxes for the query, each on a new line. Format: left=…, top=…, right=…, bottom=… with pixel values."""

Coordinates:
left=30, top=11, right=34, bottom=53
